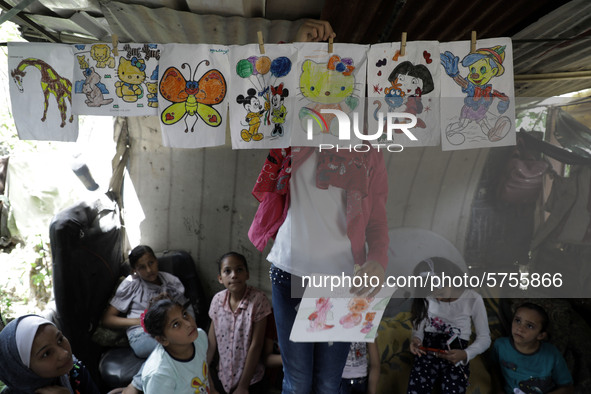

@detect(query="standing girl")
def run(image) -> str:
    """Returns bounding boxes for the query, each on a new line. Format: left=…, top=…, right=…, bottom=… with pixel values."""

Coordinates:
left=207, top=251, right=271, bottom=394
left=141, top=294, right=211, bottom=394
left=0, top=314, right=100, bottom=394
left=248, top=20, right=389, bottom=394
left=407, top=257, right=491, bottom=393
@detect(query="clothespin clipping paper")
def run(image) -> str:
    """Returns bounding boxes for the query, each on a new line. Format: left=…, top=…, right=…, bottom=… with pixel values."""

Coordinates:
left=400, top=32, right=407, bottom=56
left=257, top=31, right=265, bottom=54
left=112, top=34, right=119, bottom=56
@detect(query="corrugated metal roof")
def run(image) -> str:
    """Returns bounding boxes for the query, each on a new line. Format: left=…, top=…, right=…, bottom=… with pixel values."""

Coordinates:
left=512, top=0, right=591, bottom=99
left=100, top=1, right=301, bottom=45
left=322, top=0, right=571, bottom=43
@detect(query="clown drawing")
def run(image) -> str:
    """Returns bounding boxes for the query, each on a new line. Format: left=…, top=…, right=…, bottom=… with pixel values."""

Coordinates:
left=440, top=46, right=511, bottom=145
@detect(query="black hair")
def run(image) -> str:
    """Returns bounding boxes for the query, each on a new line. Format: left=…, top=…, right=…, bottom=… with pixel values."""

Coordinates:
left=272, top=85, right=289, bottom=99
left=236, top=88, right=258, bottom=107
left=143, top=293, right=185, bottom=338
left=129, top=245, right=156, bottom=269
left=410, top=257, right=466, bottom=329
left=514, top=302, right=550, bottom=333
left=388, top=61, right=435, bottom=95
left=217, top=251, right=248, bottom=273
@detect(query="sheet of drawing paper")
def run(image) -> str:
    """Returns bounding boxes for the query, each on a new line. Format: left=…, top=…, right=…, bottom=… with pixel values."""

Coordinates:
left=440, top=38, right=515, bottom=151
left=289, top=282, right=394, bottom=342
left=72, top=43, right=160, bottom=116
left=228, top=44, right=297, bottom=149
left=158, top=44, right=230, bottom=148
left=8, top=42, right=78, bottom=141
left=291, top=43, right=369, bottom=147
left=367, top=41, right=441, bottom=147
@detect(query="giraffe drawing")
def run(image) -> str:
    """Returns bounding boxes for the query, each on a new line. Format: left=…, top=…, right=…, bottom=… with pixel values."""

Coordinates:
left=11, top=58, right=74, bottom=128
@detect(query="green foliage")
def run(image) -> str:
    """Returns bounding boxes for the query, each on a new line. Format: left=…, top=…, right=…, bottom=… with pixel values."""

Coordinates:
left=0, top=285, right=15, bottom=321
left=516, top=108, right=547, bottom=132
left=28, top=235, right=52, bottom=308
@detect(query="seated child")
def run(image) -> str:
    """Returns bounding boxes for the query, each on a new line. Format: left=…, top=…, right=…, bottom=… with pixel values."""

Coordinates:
left=141, top=293, right=211, bottom=394
left=207, top=252, right=271, bottom=394
left=0, top=314, right=100, bottom=394
left=339, top=341, right=380, bottom=394
left=407, top=257, right=491, bottom=393
left=101, top=245, right=190, bottom=359
left=492, top=302, right=574, bottom=394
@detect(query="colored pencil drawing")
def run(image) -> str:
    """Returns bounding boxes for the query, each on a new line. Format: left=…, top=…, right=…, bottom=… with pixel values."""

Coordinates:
left=159, top=60, right=227, bottom=133
left=234, top=55, right=292, bottom=142
left=339, top=297, right=373, bottom=329
left=82, top=67, right=113, bottom=107
left=373, top=60, right=435, bottom=143
left=440, top=45, right=512, bottom=146
left=307, top=297, right=335, bottom=332
left=145, top=80, right=159, bottom=108
left=10, top=58, right=74, bottom=128
left=290, top=283, right=394, bottom=342
left=115, top=57, right=147, bottom=103
left=73, top=44, right=117, bottom=111
left=90, top=44, right=116, bottom=68
left=73, top=43, right=160, bottom=114
left=367, top=42, right=441, bottom=147
left=298, top=54, right=361, bottom=136
left=236, top=88, right=266, bottom=141
left=269, top=83, right=289, bottom=137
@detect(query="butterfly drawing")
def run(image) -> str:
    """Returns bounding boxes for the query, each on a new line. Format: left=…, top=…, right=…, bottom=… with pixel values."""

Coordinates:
left=159, top=60, right=226, bottom=132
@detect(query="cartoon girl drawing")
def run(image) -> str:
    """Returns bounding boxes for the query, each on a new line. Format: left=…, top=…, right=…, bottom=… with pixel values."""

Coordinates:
left=440, top=45, right=511, bottom=145
left=374, top=61, right=434, bottom=141
left=236, top=88, right=267, bottom=142
left=270, top=83, right=289, bottom=137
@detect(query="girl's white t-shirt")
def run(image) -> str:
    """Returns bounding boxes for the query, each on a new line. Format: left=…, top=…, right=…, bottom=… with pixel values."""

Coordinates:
left=413, top=289, right=491, bottom=363
left=267, top=151, right=354, bottom=277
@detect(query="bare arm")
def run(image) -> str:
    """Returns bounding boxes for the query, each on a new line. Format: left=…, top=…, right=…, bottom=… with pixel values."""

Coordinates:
left=234, top=316, right=268, bottom=393
left=294, top=19, right=336, bottom=42
left=207, top=322, right=217, bottom=365
left=367, top=341, right=380, bottom=394
left=101, top=305, right=140, bottom=329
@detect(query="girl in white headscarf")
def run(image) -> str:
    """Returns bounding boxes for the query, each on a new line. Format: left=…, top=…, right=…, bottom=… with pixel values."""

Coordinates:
left=0, top=314, right=100, bottom=394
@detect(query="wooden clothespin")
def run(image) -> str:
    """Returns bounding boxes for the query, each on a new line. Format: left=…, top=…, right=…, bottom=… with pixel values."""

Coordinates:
left=257, top=31, right=265, bottom=54
left=470, top=31, right=477, bottom=53
left=112, top=34, right=119, bottom=56
left=400, top=32, right=407, bottom=57
left=328, top=36, right=333, bottom=53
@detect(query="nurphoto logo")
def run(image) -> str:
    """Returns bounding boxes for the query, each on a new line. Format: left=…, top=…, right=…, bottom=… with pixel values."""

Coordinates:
left=305, top=109, right=418, bottom=152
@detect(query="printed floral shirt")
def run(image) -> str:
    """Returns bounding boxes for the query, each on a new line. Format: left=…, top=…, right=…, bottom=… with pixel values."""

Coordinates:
left=208, top=286, right=271, bottom=393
